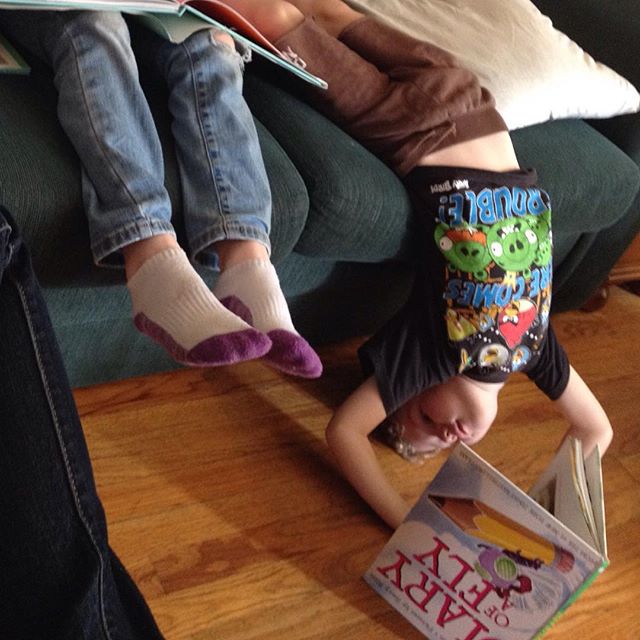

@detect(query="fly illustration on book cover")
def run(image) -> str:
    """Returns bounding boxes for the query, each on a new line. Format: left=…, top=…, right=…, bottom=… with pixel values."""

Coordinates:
left=427, top=494, right=576, bottom=614
left=364, top=442, right=607, bottom=640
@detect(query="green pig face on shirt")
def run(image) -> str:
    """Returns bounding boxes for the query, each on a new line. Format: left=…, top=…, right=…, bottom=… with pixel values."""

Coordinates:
left=486, top=217, right=540, bottom=277
left=531, top=210, right=553, bottom=268
left=434, top=223, right=492, bottom=281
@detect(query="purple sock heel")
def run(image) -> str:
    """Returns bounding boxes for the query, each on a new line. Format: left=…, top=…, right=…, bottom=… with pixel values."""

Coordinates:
left=220, top=296, right=323, bottom=378
left=134, top=313, right=272, bottom=367
left=221, top=295, right=254, bottom=325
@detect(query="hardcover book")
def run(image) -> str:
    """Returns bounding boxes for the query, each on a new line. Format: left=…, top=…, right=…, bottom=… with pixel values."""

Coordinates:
left=364, top=439, right=607, bottom=640
left=0, top=33, right=29, bottom=74
left=0, top=0, right=327, bottom=87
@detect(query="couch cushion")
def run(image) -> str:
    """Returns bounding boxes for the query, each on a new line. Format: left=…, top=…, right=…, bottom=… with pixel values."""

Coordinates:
left=512, top=119, right=640, bottom=238
left=244, top=73, right=414, bottom=264
left=513, top=118, right=640, bottom=311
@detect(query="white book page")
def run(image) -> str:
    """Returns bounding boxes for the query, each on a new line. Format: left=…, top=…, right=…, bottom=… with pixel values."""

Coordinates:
left=584, top=445, right=607, bottom=556
left=134, top=12, right=206, bottom=43
left=0, top=0, right=178, bottom=13
left=528, top=437, right=597, bottom=549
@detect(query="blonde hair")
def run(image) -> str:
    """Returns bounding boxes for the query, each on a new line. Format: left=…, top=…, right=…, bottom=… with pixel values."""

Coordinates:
left=374, top=419, right=440, bottom=464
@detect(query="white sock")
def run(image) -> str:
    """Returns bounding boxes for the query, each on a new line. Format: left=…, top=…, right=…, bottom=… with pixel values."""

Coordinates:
left=127, top=248, right=271, bottom=366
left=213, top=259, right=323, bottom=378
left=213, top=258, right=295, bottom=333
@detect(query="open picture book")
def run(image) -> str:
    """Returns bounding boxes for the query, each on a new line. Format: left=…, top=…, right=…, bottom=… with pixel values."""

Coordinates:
left=364, top=438, right=607, bottom=640
left=0, top=0, right=327, bottom=87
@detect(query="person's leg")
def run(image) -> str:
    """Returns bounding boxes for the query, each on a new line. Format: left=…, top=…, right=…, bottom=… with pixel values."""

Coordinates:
left=149, top=27, right=322, bottom=377
left=0, top=207, right=164, bottom=640
left=12, top=11, right=176, bottom=265
left=2, top=10, right=274, bottom=367
left=278, top=0, right=361, bottom=37
left=215, top=0, right=307, bottom=41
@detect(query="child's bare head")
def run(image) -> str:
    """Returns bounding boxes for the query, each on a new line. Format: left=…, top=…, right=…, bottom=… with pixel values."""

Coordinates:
left=380, top=375, right=504, bottom=463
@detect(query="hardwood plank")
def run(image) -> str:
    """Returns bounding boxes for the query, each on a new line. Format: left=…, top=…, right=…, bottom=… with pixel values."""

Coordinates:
left=75, top=285, right=640, bottom=639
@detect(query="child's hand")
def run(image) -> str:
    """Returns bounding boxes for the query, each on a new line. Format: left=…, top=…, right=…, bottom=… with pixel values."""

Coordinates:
left=554, top=366, right=613, bottom=456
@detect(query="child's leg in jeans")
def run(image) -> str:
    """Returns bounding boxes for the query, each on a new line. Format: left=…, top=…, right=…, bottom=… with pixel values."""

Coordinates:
left=2, top=10, right=274, bottom=368
left=152, top=27, right=322, bottom=377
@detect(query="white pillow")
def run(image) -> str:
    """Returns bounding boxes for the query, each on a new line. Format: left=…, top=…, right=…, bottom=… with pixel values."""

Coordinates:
left=346, top=0, right=640, bottom=130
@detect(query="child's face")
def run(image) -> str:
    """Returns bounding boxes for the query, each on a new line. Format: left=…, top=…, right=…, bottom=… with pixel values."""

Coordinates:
left=387, top=376, right=502, bottom=462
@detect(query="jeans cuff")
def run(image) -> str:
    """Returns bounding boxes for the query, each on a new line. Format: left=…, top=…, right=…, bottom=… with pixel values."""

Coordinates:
left=190, top=223, right=271, bottom=270
left=92, top=220, right=176, bottom=268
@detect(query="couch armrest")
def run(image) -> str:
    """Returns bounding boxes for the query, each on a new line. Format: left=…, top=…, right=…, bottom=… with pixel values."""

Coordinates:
left=532, top=0, right=640, bottom=163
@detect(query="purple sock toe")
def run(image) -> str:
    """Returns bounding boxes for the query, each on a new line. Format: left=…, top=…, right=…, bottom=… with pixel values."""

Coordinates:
left=134, top=313, right=272, bottom=367
left=220, top=296, right=322, bottom=378
left=263, top=329, right=323, bottom=378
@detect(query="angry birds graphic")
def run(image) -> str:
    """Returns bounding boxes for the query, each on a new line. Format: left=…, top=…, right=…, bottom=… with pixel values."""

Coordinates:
left=445, top=308, right=478, bottom=341
left=433, top=186, right=554, bottom=379
left=511, top=345, right=532, bottom=371
left=539, top=298, right=551, bottom=326
left=477, top=312, right=494, bottom=332
left=458, top=348, right=474, bottom=372
left=477, top=344, right=510, bottom=369
left=497, top=299, right=538, bottom=349
left=531, top=210, right=553, bottom=268
left=486, top=218, right=539, bottom=278
left=435, top=223, right=492, bottom=281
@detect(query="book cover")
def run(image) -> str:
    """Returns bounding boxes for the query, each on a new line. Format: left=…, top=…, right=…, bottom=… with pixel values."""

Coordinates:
left=0, top=0, right=179, bottom=11
left=364, top=443, right=607, bottom=640
left=0, top=33, right=29, bottom=74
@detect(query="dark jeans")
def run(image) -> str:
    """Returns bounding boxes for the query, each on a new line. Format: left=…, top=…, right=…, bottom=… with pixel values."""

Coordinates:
left=0, top=207, right=163, bottom=639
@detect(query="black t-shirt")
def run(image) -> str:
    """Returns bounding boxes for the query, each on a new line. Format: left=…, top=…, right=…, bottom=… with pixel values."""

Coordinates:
left=359, top=166, right=570, bottom=415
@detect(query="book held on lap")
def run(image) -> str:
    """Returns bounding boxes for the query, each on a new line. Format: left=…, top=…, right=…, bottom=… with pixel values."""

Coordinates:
left=364, top=439, right=607, bottom=639
left=0, top=33, right=29, bottom=73
left=0, top=0, right=327, bottom=87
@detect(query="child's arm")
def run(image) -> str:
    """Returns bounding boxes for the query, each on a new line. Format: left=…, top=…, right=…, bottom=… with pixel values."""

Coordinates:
left=326, top=375, right=411, bottom=529
left=553, top=365, right=613, bottom=456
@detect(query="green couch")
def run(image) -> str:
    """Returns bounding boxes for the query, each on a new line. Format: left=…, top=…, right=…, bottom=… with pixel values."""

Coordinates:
left=1, top=1, right=639, bottom=388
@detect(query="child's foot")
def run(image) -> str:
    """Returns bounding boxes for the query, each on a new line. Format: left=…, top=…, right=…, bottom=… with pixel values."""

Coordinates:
left=213, top=259, right=323, bottom=378
left=127, top=248, right=272, bottom=367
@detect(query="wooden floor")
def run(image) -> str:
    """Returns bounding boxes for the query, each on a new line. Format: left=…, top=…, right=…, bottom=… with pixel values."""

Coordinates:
left=74, top=286, right=640, bottom=640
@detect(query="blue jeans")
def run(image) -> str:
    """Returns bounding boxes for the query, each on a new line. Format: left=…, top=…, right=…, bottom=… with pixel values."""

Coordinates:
left=0, top=206, right=164, bottom=639
left=0, top=11, right=271, bottom=269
